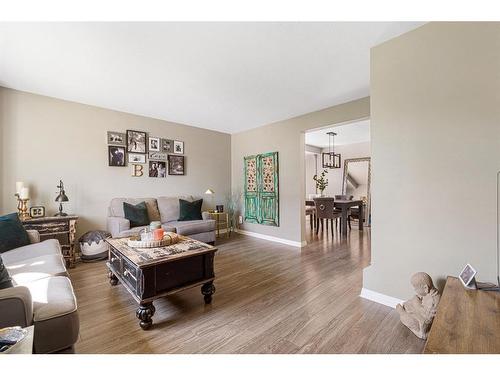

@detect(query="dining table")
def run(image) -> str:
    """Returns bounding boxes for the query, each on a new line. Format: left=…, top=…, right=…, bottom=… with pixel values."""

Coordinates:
left=306, top=199, right=364, bottom=237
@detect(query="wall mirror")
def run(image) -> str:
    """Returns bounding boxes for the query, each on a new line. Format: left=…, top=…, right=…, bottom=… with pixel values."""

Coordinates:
left=342, top=157, right=371, bottom=226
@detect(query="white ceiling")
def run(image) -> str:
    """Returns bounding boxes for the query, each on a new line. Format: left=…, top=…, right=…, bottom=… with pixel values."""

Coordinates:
left=0, top=22, right=423, bottom=134
left=306, top=119, right=370, bottom=148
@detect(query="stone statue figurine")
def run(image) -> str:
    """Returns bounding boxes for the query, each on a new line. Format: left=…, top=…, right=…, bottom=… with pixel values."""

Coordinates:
left=396, top=272, right=441, bottom=339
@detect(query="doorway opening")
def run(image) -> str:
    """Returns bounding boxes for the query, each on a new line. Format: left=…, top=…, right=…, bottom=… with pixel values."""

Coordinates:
left=304, top=119, right=371, bottom=244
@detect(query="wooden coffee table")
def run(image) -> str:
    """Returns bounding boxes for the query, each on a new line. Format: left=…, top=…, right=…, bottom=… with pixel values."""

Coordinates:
left=106, top=236, right=217, bottom=330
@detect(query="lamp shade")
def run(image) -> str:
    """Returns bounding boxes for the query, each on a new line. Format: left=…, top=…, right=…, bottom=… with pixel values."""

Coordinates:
left=205, top=189, right=215, bottom=195
left=55, top=191, right=69, bottom=202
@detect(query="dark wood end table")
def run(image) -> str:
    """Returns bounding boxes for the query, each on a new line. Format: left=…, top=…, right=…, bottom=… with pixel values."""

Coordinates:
left=22, top=215, right=79, bottom=268
left=106, top=236, right=218, bottom=330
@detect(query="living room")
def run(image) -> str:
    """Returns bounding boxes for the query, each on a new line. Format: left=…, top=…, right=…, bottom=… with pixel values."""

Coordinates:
left=1, top=1, right=499, bottom=372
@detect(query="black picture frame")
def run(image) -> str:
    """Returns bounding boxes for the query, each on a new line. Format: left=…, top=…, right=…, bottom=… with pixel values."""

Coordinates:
left=29, top=206, right=45, bottom=218
left=168, top=155, right=185, bottom=175
left=108, top=146, right=126, bottom=167
left=126, top=130, right=147, bottom=154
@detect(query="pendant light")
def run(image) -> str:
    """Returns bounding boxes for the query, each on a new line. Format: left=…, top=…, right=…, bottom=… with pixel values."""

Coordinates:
left=322, top=131, right=341, bottom=169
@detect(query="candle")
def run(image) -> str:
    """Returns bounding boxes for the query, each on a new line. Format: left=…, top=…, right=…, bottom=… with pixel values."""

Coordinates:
left=16, top=181, right=24, bottom=194
left=20, top=187, right=29, bottom=200
left=153, top=228, right=164, bottom=241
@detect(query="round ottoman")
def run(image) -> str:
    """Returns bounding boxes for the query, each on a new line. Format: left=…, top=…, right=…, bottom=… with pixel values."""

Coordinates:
left=78, top=230, right=111, bottom=262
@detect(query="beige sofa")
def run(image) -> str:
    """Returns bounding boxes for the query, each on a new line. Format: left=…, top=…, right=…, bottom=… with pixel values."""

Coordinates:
left=107, top=196, right=216, bottom=244
left=0, top=231, right=79, bottom=353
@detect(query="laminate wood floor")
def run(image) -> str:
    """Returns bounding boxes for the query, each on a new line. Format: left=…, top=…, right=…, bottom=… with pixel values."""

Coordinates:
left=70, top=225, right=425, bottom=353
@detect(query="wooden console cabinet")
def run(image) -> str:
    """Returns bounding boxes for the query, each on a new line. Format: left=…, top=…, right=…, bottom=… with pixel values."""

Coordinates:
left=22, top=215, right=79, bottom=268
left=424, top=276, right=500, bottom=353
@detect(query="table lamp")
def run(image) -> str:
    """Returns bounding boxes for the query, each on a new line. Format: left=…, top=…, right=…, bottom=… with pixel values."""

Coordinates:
left=205, top=189, right=215, bottom=212
left=55, top=180, right=69, bottom=217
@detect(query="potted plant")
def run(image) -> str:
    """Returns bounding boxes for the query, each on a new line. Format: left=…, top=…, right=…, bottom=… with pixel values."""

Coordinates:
left=313, top=169, right=329, bottom=196
left=225, top=190, right=243, bottom=231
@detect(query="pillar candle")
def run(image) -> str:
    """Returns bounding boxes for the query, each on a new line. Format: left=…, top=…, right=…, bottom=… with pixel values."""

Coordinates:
left=16, top=181, right=24, bottom=194
left=20, top=187, right=29, bottom=200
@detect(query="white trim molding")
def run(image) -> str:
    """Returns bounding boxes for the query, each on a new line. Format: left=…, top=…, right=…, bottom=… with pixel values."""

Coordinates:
left=235, top=229, right=306, bottom=248
left=359, top=288, right=404, bottom=309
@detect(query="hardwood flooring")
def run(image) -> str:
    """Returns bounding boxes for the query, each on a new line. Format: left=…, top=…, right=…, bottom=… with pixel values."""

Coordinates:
left=70, top=224, right=425, bottom=353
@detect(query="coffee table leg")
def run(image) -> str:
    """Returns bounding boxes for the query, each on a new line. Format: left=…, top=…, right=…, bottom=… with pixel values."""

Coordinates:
left=201, top=282, right=216, bottom=304
left=136, top=303, right=155, bottom=330
left=108, top=271, right=119, bottom=286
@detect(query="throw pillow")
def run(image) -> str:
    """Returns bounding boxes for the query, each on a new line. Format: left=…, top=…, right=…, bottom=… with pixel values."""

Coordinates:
left=123, top=201, right=150, bottom=228
left=0, top=213, right=30, bottom=254
left=0, top=255, right=13, bottom=289
left=179, top=199, right=203, bottom=221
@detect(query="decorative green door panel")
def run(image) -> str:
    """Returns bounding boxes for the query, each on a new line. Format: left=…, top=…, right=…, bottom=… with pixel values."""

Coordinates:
left=244, top=152, right=279, bottom=226
left=244, top=195, right=259, bottom=223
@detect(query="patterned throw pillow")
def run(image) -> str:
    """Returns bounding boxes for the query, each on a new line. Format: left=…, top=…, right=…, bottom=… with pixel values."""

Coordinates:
left=123, top=201, right=150, bottom=228
left=178, top=199, right=203, bottom=221
left=0, top=213, right=30, bottom=254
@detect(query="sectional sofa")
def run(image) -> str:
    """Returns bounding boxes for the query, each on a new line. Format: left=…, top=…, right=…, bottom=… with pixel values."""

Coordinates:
left=0, top=230, right=79, bottom=353
left=107, top=196, right=216, bottom=244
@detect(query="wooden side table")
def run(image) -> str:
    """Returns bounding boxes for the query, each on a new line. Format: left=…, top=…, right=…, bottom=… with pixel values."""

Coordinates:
left=22, top=215, right=79, bottom=268
left=208, top=212, right=230, bottom=239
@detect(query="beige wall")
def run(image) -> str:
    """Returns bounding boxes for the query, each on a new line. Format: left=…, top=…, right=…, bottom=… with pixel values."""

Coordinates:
left=305, top=152, right=319, bottom=197
left=364, top=22, right=500, bottom=298
left=231, top=98, right=370, bottom=244
left=0, top=88, right=231, bottom=238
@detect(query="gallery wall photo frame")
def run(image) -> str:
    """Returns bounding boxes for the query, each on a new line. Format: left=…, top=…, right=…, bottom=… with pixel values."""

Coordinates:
left=128, top=153, right=146, bottom=164
left=161, top=139, right=173, bottom=153
left=108, top=146, right=127, bottom=167
left=149, top=152, right=167, bottom=161
left=148, top=136, right=161, bottom=152
left=173, top=140, right=184, bottom=154
left=126, top=130, right=147, bottom=154
left=107, top=131, right=126, bottom=146
left=168, top=154, right=185, bottom=175
left=149, top=161, right=167, bottom=178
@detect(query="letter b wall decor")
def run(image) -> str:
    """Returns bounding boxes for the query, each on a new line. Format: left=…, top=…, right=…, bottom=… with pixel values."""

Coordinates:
left=244, top=151, right=279, bottom=226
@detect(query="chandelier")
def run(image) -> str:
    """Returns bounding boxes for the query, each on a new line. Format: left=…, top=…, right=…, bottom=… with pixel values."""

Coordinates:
left=322, top=131, right=341, bottom=169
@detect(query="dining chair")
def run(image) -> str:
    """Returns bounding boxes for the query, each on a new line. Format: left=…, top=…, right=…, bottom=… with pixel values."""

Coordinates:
left=334, top=195, right=353, bottom=229
left=313, top=197, right=341, bottom=236
left=305, top=200, right=316, bottom=230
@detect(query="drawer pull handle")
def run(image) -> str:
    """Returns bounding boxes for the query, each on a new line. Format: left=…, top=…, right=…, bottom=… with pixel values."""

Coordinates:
left=123, top=269, right=137, bottom=281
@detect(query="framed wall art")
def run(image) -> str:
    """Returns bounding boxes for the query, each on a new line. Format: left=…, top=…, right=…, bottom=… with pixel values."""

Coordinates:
left=173, top=140, right=184, bottom=154
left=161, top=139, right=173, bottom=153
left=126, top=130, right=147, bottom=154
left=128, top=153, right=146, bottom=164
left=148, top=136, right=161, bottom=152
left=149, top=152, right=167, bottom=161
left=108, top=146, right=126, bottom=167
left=149, top=161, right=166, bottom=178
left=168, top=155, right=185, bottom=175
left=107, top=131, right=126, bottom=146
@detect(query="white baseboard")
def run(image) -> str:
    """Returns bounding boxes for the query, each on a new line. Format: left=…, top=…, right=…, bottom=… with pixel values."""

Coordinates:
left=359, top=288, right=404, bottom=309
left=235, top=229, right=306, bottom=248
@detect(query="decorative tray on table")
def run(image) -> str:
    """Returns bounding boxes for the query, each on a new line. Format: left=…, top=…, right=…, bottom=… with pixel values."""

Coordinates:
left=127, top=232, right=180, bottom=248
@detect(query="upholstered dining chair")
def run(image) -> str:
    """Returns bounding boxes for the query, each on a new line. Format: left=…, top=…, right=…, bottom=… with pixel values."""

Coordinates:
left=334, top=195, right=354, bottom=229
left=305, top=200, right=316, bottom=230
left=313, top=197, right=341, bottom=236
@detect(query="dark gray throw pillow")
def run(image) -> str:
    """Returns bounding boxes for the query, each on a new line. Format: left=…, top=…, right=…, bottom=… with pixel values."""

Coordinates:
left=123, top=201, right=150, bottom=228
left=0, top=213, right=30, bottom=254
left=0, top=255, right=13, bottom=289
left=179, top=199, right=203, bottom=221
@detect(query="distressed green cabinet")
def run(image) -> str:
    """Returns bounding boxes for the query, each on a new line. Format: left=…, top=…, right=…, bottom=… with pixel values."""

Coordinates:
left=244, top=152, right=279, bottom=226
